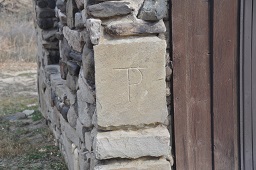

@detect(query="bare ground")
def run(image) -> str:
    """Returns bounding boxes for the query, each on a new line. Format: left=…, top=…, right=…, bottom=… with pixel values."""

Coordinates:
left=0, top=62, right=67, bottom=170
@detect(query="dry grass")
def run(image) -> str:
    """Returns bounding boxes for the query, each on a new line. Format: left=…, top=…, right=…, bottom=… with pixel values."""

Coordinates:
left=0, top=0, right=36, bottom=63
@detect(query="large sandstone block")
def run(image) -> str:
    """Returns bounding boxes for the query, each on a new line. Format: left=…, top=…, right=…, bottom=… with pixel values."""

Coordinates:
left=94, top=158, right=171, bottom=170
left=94, top=37, right=168, bottom=128
left=94, top=126, right=170, bottom=159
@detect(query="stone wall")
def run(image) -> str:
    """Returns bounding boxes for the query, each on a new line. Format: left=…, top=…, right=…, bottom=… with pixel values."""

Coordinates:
left=34, top=0, right=173, bottom=169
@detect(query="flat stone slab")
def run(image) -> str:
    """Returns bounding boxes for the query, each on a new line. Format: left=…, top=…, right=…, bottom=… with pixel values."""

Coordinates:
left=87, top=1, right=133, bottom=18
left=94, top=158, right=171, bottom=170
left=94, top=126, right=170, bottom=159
left=105, top=19, right=166, bottom=36
left=94, top=37, right=168, bottom=128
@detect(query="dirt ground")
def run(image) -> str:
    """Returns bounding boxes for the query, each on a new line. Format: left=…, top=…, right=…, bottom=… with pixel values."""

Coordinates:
left=0, top=62, right=67, bottom=170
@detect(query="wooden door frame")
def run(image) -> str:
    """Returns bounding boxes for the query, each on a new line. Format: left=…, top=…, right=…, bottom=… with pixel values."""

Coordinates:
left=172, top=0, right=239, bottom=169
left=212, top=0, right=239, bottom=169
left=240, top=0, right=256, bottom=169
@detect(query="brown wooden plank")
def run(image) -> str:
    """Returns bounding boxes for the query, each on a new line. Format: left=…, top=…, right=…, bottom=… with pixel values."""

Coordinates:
left=240, top=0, right=253, bottom=169
left=212, top=0, right=239, bottom=169
left=172, top=0, right=212, bottom=169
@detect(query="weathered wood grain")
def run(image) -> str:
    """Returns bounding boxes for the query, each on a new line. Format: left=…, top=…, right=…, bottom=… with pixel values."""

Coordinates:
left=213, top=0, right=239, bottom=169
left=172, top=0, right=212, bottom=169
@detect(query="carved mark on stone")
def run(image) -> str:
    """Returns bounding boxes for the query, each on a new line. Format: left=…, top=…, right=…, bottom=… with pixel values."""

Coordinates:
left=113, top=67, right=146, bottom=102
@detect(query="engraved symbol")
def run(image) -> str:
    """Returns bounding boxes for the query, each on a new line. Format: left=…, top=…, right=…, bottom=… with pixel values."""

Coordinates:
left=113, top=67, right=145, bottom=102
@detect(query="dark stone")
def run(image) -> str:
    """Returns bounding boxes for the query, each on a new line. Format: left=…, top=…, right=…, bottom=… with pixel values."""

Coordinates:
left=48, top=50, right=60, bottom=64
left=67, top=61, right=80, bottom=76
left=69, top=51, right=82, bottom=62
left=45, top=65, right=60, bottom=74
left=56, top=0, right=66, bottom=12
left=42, top=29, right=58, bottom=41
left=60, top=60, right=68, bottom=80
left=46, top=0, right=56, bottom=9
left=60, top=38, right=71, bottom=62
left=42, top=41, right=59, bottom=50
left=37, top=8, right=55, bottom=18
left=137, top=0, right=167, bottom=21
left=60, top=105, right=69, bottom=121
left=82, top=30, right=93, bottom=49
left=105, top=20, right=166, bottom=36
left=58, top=11, right=67, bottom=25
left=82, top=46, right=95, bottom=86
left=37, top=0, right=48, bottom=8
left=55, top=32, right=64, bottom=40
left=37, top=18, right=54, bottom=29
left=87, top=2, right=133, bottom=18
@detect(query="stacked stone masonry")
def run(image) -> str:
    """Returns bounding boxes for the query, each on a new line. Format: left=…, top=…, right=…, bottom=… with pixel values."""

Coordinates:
left=34, top=0, right=173, bottom=169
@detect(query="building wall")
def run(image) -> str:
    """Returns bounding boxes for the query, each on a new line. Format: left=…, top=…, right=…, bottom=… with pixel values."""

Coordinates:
left=34, top=0, right=173, bottom=169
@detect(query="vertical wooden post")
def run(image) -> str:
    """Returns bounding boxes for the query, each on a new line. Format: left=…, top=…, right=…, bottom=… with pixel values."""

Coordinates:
left=213, top=0, right=239, bottom=169
left=172, top=0, right=212, bottom=169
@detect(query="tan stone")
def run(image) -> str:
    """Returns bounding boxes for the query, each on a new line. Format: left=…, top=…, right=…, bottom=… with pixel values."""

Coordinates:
left=94, top=37, right=168, bottom=128
left=94, top=126, right=170, bottom=159
left=94, top=158, right=171, bottom=170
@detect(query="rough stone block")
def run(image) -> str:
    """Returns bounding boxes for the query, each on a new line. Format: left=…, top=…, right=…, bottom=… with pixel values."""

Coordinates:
left=59, top=60, right=68, bottom=80
left=62, top=133, right=75, bottom=170
left=77, top=71, right=95, bottom=104
left=87, top=2, right=133, bottom=18
left=37, top=0, right=48, bottom=8
left=67, top=61, right=80, bottom=76
left=63, top=26, right=84, bottom=52
left=47, top=50, right=60, bottom=64
left=56, top=0, right=66, bottom=12
left=137, top=0, right=167, bottom=21
left=66, top=72, right=78, bottom=91
left=60, top=38, right=71, bottom=62
left=77, top=95, right=95, bottom=127
left=54, top=84, right=77, bottom=106
left=66, top=0, right=78, bottom=28
left=60, top=116, right=80, bottom=147
left=85, top=19, right=101, bottom=45
left=42, top=29, right=58, bottom=41
left=94, top=158, right=171, bottom=170
left=82, top=46, right=95, bottom=85
left=75, top=118, right=86, bottom=142
left=67, top=105, right=78, bottom=128
left=37, top=18, right=55, bottom=30
left=42, top=41, right=59, bottom=50
left=94, top=126, right=170, bottom=159
left=46, top=0, right=56, bottom=9
left=79, top=150, right=90, bottom=170
left=74, top=0, right=84, bottom=9
left=127, top=0, right=144, bottom=16
left=94, top=37, right=168, bottom=128
left=69, top=50, right=82, bottom=62
left=84, top=131, right=92, bottom=151
left=75, top=12, right=84, bottom=28
left=105, top=19, right=166, bottom=36
left=36, top=7, right=55, bottom=18
left=57, top=10, right=67, bottom=24
left=50, top=107, right=61, bottom=128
